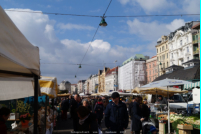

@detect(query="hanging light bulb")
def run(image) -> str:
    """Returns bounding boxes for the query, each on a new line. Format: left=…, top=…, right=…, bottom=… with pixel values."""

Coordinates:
left=75, top=75, right=76, bottom=78
left=99, top=16, right=107, bottom=27
left=160, top=62, right=162, bottom=65
left=79, top=64, right=82, bottom=68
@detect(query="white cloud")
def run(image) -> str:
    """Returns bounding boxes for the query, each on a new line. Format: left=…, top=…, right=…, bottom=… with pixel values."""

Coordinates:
left=118, top=0, right=175, bottom=13
left=47, top=5, right=51, bottom=8
left=5, top=8, right=143, bottom=83
left=57, top=23, right=95, bottom=30
left=182, top=0, right=200, bottom=14
left=118, top=0, right=199, bottom=14
left=127, top=18, right=185, bottom=41
left=90, top=9, right=101, bottom=12
left=118, top=0, right=130, bottom=5
left=166, top=19, right=185, bottom=32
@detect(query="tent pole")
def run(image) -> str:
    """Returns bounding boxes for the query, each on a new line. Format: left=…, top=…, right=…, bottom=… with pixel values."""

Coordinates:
left=34, top=75, right=39, bottom=134
left=45, top=95, right=48, bottom=134
left=167, top=86, right=170, bottom=134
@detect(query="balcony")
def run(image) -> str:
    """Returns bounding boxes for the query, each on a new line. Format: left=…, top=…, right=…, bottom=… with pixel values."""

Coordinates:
left=193, top=34, right=198, bottom=44
left=193, top=49, right=199, bottom=55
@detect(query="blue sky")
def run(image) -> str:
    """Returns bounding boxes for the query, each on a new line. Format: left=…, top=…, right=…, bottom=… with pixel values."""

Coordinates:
left=1, top=0, right=200, bottom=84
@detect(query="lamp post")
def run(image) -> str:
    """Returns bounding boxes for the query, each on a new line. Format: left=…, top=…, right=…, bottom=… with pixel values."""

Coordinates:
left=158, top=61, right=162, bottom=77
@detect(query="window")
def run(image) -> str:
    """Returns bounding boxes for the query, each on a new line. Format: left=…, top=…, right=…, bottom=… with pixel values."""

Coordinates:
left=149, top=71, right=151, bottom=75
left=172, top=62, right=174, bottom=65
left=162, top=46, right=164, bottom=51
left=153, top=70, right=154, bottom=74
left=180, top=40, right=182, bottom=45
left=171, top=44, right=173, bottom=49
left=166, top=44, right=168, bottom=49
left=187, top=47, right=189, bottom=52
left=153, top=63, right=154, bottom=67
left=187, top=57, right=189, bottom=61
left=187, top=36, right=188, bottom=43
left=157, top=49, right=158, bottom=53
left=149, top=65, right=151, bottom=68
left=160, top=48, right=161, bottom=52
left=172, top=53, right=173, bottom=58
left=167, top=62, right=168, bottom=67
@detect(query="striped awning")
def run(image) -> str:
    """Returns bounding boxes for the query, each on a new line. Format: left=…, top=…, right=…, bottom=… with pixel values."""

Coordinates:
left=183, top=81, right=200, bottom=90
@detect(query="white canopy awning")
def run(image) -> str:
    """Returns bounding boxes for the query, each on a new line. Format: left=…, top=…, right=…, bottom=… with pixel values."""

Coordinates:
left=0, top=77, right=34, bottom=100
left=0, top=6, right=40, bottom=76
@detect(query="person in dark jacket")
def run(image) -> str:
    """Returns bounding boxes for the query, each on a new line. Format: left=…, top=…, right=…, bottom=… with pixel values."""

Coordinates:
left=104, top=92, right=128, bottom=134
left=61, top=98, right=69, bottom=120
left=141, top=99, right=150, bottom=121
left=129, top=97, right=136, bottom=134
left=83, top=99, right=92, bottom=112
left=77, top=106, right=98, bottom=134
left=71, top=94, right=82, bottom=131
left=94, top=98, right=104, bottom=127
left=132, top=96, right=144, bottom=134
left=0, top=107, right=10, bottom=134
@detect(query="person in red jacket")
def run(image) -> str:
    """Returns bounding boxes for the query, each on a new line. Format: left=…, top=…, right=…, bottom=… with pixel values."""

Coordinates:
left=0, top=107, right=10, bottom=134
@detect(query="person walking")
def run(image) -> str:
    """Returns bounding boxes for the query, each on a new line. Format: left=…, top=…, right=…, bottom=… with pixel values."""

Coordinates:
left=132, top=96, right=144, bottom=134
left=0, top=107, right=10, bottom=134
left=94, top=98, right=104, bottom=127
left=129, top=97, right=136, bottom=134
left=104, top=92, right=128, bottom=134
left=71, top=94, right=82, bottom=131
left=141, top=99, right=150, bottom=121
left=61, top=98, right=69, bottom=120
left=83, top=99, right=92, bottom=112
left=77, top=106, right=98, bottom=134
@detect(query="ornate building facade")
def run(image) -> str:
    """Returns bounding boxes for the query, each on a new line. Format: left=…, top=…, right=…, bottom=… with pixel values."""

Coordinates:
left=146, top=56, right=158, bottom=83
left=98, top=67, right=110, bottom=93
left=105, top=67, right=118, bottom=93
left=168, top=21, right=199, bottom=66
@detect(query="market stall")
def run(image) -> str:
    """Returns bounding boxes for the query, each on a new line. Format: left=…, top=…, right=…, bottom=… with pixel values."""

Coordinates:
left=132, top=79, right=193, bottom=134
left=0, top=5, right=40, bottom=134
left=39, top=76, right=59, bottom=134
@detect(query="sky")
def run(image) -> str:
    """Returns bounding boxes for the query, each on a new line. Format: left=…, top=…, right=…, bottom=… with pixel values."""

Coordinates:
left=1, top=0, right=200, bottom=84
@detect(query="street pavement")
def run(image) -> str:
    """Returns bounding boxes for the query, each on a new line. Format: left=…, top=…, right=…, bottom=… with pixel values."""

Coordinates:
left=53, top=112, right=133, bottom=134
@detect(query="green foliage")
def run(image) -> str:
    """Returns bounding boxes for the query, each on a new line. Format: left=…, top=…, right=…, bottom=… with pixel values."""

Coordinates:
left=172, top=119, right=185, bottom=133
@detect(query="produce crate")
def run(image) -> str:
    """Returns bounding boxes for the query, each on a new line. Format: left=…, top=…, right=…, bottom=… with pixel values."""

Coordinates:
left=177, top=124, right=193, bottom=130
left=159, top=122, right=166, bottom=134
left=178, top=130, right=191, bottom=134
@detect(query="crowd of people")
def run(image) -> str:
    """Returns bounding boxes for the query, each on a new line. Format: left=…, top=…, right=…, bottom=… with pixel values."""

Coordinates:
left=58, top=92, right=160, bottom=134
left=0, top=92, right=164, bottom=134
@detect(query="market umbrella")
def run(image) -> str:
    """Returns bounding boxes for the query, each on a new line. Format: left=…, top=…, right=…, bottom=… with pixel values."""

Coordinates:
left=133, top=87, right=188, bottom=97
left=108, top=91, right=134, bottom=96
left=134, top=78, right=192, bottom=134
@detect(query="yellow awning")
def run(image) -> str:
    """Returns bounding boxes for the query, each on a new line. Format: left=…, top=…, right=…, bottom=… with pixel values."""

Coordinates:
left=39, top=76, right=59, bottom=98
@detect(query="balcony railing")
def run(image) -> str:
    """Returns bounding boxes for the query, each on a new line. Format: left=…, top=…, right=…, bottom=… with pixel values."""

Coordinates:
left=193, top=40, right=198, bottom=44
left=193, top=49, right=199, bottom=55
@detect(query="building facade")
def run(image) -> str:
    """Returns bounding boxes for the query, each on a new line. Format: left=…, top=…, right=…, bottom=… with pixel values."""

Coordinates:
left=118, top=54, right=147, bottom=92
left=105, top=67, right=118, bottom=93
left=77, top=80, right=86, bottom=93
left=71, top=84, right=77, bottom=94
left=168, top=21, right=199, bottom=67
left=90, top=74, right=99, bottom=93
left=156, top=35, right=169, bottom=76
left=191, top=22, right=200, bottom=59
left=98, top=67, right=110, bottom=93
left=146, top=56, right=158, bottom=83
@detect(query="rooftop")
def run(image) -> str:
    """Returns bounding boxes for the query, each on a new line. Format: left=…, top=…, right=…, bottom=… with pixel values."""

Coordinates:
left=122, top=54, right=146, bottom=65
left=106, top=67, right=118, bottom=76
left=154, top=65, right=200, bottom=81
